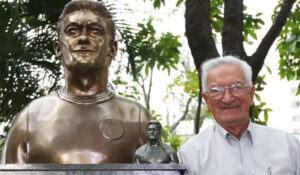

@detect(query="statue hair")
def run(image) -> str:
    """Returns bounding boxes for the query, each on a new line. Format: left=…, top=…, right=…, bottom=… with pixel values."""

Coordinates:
left=201, top=55, right=253, bottom=92
left=57, top=0, right=115, bottom=41
left=147, top=120, right=162, bottom=131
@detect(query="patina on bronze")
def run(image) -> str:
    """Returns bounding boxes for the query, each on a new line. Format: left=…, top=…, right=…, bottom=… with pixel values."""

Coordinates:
left=1, top=0, right=151, bottom=164
left=133, top=120, right=179, bottom=164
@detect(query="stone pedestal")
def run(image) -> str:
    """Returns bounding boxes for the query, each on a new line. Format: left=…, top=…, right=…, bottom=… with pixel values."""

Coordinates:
left=0, top=164, right=188, bottom=175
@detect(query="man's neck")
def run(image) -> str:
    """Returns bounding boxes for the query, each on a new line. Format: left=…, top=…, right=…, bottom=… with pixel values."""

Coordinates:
left=221, top=119, right=250, bottom=140
left=64, top=67, right=109, bottom=96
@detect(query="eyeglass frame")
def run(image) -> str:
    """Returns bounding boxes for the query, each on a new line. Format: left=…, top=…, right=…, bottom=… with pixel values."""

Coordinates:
left=205, top=82, right=250, bottom=100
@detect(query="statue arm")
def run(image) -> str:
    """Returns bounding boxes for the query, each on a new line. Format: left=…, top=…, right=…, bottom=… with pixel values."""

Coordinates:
left=169, top=150, right=179, bottom=163
left=163, top=144, right=179, bottom=163
left=132, top=152, right=140, bottom=163
left=1, top=107, right=29, bottom=164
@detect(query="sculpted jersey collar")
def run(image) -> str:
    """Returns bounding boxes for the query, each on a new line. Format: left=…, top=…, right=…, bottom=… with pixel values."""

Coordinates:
left=57, top=87, right=115, bottom=104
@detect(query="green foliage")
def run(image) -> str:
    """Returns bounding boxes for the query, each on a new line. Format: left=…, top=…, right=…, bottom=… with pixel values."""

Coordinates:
left=210, top=0, right=224, bottom=35
left=112, top=75, right=141, bottom=101
left=275, top=1, right=300, bottom=86
left=161, top=125, right=188, bottom=152
left=0, top=0, right=63, bottom=141
left=146, top=0, right=184, bottom=9
left=250, top=75, right=273, bottom=125
left=243, top=7, right=265, bottom=44
left=120, top=18, right=182, bottom=80
left=166, top=69, right=199, bottom=98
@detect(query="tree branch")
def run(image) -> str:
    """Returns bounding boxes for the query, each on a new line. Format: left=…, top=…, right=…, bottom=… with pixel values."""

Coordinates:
left=222, top=0, right=247, bottom=58
left=185, top=0, right=219, bottom=70
left=146, top=69, right=154, bottom=111
left=170, top=97, right=193, bottom=133
left=250, top=0, right=296, bottom=82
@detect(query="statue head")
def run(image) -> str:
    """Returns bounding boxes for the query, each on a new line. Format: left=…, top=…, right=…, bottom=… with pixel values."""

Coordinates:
left=147, top=120, right=162, bottom=142
left=55, top=0, right=117, bottom=71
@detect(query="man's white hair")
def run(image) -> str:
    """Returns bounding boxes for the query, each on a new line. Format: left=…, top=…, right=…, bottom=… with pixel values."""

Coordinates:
left=201, top=55, right=253, bottom=92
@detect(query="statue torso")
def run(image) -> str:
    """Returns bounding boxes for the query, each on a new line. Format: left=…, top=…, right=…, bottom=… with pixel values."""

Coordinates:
left=3, top=89, right=150, bottom=163
left=134, top=143, right=173, bottom=163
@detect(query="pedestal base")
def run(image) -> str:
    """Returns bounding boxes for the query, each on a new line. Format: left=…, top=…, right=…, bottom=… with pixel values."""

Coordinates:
left=0, top=164, right=188, bottom=175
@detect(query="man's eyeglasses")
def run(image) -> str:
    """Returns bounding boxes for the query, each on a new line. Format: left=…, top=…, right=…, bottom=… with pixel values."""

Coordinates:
left=206, top=82, right=249, bottom=100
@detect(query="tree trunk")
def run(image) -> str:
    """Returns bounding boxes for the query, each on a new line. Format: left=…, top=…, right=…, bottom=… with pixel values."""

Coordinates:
left=185, top=0, right=219, bottom=134
left=185, top=0, right=296, bottom=134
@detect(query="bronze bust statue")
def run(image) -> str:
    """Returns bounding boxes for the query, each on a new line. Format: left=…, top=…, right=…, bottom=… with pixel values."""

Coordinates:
left=133, top=120, right=179, bottom=164
left=1, top=0, right=151, bottom=164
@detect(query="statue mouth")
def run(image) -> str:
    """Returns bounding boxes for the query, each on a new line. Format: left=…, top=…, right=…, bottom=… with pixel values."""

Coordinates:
left=73, top=49, right=95, bottom=53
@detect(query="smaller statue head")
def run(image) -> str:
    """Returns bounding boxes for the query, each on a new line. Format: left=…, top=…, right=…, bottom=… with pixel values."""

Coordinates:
left=55, top=0, right=117, bottom=71
left=147, top=120, right=162, bottom=143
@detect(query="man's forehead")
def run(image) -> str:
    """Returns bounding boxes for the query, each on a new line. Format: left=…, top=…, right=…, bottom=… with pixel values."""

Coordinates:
left=207, top=64, right=246, bottom=85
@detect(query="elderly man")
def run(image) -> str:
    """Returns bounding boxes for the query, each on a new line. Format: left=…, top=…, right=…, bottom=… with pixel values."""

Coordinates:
left=1, top=0, right=151, bottom=163
left=179, top=56, right=300, bottom=175
left=133, top=120, right=179, bottom=164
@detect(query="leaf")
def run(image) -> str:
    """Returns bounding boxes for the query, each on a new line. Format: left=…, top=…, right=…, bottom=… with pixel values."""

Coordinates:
left=266, top=66, right=272, bottom=74
left=255, top=93, right=261, bottom=102
left=248, top=30, right=258, bottom=40
left=264, top=112, right=269, bottom=123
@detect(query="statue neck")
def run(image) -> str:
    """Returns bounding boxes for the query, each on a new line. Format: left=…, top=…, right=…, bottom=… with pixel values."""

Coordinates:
left=149, top=139, right=162, bottom=147
left=64, top=66, right=109, bottom=97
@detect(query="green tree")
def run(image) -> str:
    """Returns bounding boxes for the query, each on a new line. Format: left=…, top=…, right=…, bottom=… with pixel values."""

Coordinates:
left=0, top=0, right=63, bottom=141
left=149, top=0, right=298, bottom=133
left=120, top=18, right=182, bottom=111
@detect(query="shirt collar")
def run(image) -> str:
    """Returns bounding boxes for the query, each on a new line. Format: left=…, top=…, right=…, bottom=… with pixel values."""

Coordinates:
left=214, top=120, right=253, bottom=144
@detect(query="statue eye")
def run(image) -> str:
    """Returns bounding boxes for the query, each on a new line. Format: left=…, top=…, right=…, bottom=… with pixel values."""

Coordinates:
left=89, top=27, right=104, bottom=36
left=65, top=27, right=80, bottom=36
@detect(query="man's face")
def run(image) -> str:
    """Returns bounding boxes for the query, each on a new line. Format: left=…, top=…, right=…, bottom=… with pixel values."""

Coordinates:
left=55, top=10, right=116, bottom=70
left=147, top=124, right=160, bottom=140
left=202, top=64, right=255, bottom=128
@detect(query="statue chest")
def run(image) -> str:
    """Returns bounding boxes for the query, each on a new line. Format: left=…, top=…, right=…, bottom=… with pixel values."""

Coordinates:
left=25, top=104, right=141, bottom=163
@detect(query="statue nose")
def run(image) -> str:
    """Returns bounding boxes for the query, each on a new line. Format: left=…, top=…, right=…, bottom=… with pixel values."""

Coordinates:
left=78, top=35, right=89, bottom=46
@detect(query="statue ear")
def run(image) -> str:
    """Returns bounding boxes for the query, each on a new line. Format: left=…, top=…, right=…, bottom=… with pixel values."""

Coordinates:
left=54, top=41, right=63, bottom=57
left=108, top=41, right=118, bottom=58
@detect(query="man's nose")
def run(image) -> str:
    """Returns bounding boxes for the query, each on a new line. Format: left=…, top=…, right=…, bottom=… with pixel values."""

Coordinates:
left=221, top=88, right=235, bottom=103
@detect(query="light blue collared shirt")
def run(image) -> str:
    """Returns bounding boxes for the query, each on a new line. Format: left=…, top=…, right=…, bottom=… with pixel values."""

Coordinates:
left=179, top=121, right=300, bottom=175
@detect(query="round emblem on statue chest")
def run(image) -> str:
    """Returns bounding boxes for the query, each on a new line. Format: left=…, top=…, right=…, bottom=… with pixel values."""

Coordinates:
left=100, top=119, right=124, bottom=140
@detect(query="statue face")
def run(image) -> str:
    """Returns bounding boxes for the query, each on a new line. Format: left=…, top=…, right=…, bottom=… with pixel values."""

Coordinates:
left=55, top=10, right=116, bottom=70
left=147, top=124, right=160, bottom=140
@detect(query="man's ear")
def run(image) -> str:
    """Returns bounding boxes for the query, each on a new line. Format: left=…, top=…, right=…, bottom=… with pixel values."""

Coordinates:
left=108, top=41, right=118, bottom=58
left=249, top=85, right=255, bottom=105
left=54, top=41, right=62, bottom=57
left=202, top=92, right=211, bottom=111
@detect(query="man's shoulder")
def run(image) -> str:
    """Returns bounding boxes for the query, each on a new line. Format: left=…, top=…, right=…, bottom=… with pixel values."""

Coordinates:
left=251, top=123, right=299, bottom=144
left=252, top=122, right=290, bottom=136
left=180, top=126, right=214, bottom=151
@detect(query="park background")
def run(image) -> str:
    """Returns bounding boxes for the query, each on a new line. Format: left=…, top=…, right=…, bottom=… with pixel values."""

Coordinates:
left=0, top=0, right=299, bottom=151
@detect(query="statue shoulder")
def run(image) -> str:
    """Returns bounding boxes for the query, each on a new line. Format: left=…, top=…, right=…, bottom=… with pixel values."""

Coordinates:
left=135, top=144, right=148, bottom=154
left=162, top=143, right=177, bottom=154
left=113, top=95, right=152, bottom=121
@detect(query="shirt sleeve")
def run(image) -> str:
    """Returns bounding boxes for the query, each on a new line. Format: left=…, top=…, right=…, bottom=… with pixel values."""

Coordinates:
left=289, top=135, right=300, bottom=175
left=179, top=147, right=198, bottom=175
